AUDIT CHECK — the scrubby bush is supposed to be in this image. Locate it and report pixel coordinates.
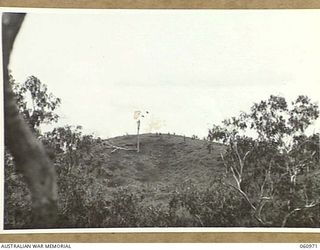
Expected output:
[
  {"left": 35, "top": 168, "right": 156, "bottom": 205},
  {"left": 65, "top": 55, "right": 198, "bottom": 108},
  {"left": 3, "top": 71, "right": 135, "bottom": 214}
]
[{"left": 4, "top": 151, "right": 32, "bottom": 229}]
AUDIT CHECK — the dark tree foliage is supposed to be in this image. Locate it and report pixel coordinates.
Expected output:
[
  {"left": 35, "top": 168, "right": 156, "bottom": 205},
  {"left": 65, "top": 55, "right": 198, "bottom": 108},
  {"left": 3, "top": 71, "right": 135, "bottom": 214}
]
[
  {"left": 208, "top": 95, "right": 320, "bottom": 227},
  {"left": 41, "top": 125, "right": 94, "bottom": 173},
  {"left": 9, "top": 74, "right": 61, "bottom": 135}
]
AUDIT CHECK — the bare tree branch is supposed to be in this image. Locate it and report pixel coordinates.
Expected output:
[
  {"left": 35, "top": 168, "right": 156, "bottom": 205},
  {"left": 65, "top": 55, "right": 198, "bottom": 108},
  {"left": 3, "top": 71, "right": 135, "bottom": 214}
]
[
  {"left": 220, "top": 144, "right": 275, "bottom": 226},
  {"left": 104, "top": 141, "right": 136, "bottom": 153},
  {"left": 281, "top": 201, "right": 320, "bottom": 227}
]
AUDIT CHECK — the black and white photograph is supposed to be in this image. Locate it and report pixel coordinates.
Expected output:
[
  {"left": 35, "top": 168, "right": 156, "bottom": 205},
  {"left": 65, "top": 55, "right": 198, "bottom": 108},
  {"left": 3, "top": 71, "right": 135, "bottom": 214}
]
[{"left": 2, "top": 9, "right": 320, "bottom": 230}]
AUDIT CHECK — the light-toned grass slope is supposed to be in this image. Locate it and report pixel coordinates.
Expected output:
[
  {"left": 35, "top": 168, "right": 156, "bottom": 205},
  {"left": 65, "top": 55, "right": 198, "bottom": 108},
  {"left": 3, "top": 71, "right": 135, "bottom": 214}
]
[{"left": 87, "top": 133, "right": 225, "bottom": 205}]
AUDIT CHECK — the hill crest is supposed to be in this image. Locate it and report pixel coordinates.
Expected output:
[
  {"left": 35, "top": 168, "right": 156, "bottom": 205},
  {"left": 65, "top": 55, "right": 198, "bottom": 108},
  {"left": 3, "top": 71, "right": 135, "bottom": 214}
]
[{"left": 87, "top": 133, "right": 225, "bottom": 203}]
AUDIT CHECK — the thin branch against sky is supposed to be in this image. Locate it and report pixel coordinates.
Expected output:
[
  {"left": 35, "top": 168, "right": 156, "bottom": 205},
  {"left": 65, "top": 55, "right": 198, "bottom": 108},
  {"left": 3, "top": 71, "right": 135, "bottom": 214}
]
[{"left": 7, "top": 9, "right": 320, "bottom": 138}]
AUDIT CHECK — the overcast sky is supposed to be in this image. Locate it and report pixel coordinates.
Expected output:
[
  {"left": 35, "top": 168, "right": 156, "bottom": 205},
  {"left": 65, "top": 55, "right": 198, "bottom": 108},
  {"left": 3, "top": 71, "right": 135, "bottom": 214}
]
[{"left": 7, "top": 9, "right": 320, "bottom": 138}]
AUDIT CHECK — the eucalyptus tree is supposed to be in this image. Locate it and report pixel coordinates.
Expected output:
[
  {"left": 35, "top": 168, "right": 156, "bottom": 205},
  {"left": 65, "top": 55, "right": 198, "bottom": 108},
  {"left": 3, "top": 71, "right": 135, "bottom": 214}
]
[{"left": 208, "top": 95, "right": 320, "bottom": 227}]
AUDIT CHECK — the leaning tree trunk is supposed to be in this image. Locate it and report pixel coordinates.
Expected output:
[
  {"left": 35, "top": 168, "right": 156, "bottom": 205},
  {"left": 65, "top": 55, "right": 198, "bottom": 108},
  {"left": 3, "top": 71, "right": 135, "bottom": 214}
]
[{"left": 2, "top": 13, "right": 57, "bottom": 228}]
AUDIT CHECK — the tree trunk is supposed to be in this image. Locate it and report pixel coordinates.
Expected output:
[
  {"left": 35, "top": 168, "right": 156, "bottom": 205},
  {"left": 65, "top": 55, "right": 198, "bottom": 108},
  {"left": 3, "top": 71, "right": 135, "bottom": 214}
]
[{"left": 2, "top": 12, "right": 58, "bottom": 228}]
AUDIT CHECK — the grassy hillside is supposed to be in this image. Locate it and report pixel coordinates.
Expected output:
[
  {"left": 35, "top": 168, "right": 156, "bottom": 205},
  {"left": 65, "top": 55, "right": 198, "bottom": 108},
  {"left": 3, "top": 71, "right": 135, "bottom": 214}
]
[
  {"left": 88, "top": 133, "right": 225, "bottom": 205},
  {"left": 5, "top": 133, "right": 231, "bottom": 228}
]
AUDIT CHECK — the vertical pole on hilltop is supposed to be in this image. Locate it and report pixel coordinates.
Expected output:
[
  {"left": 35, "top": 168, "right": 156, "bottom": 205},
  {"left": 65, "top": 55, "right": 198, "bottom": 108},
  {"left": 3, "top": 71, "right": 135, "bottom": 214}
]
[
  {"left": 137, "top": 119, "right": 141, "bottom": 153},
  {"left": 134, "top": 110, "right": 149, "bottom": 153},
  {"left": 134, "top": 111, "right": 142, "bottom": 153}
]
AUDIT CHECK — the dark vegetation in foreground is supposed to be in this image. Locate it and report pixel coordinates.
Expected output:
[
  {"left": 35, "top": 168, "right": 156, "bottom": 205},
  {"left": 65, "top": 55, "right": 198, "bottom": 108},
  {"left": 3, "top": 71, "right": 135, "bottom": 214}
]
[
  {"left": 5, "top": 132, "right": 320, "bottom": 228},
  {"left": 6, "top": 133, "right": 243, "bottom": 228},
  {"left": 4, "top": 75, "right": 320, "bottom": 228}
]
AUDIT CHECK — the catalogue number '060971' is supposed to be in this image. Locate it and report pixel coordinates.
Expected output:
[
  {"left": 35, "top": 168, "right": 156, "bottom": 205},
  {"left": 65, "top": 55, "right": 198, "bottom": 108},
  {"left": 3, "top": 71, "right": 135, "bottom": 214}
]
[{"left": 300, "top": 244, "right": 318, "bottom": 248}]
